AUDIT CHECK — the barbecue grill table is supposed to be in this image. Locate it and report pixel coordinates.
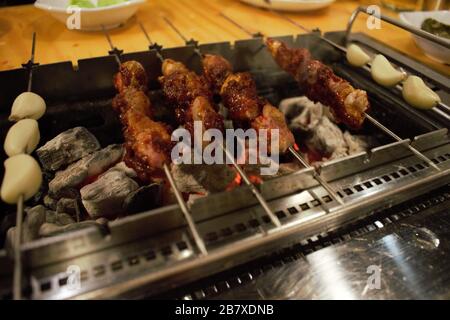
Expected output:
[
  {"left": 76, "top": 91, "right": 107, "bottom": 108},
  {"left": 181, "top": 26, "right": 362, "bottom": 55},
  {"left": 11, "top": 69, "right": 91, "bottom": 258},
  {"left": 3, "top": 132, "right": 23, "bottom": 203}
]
[
  {"left": 1, "top": 0, "right": 450, "bottom": 302},
  {"left": 0, "top": 0, "right": 449, "bottom": 76}
]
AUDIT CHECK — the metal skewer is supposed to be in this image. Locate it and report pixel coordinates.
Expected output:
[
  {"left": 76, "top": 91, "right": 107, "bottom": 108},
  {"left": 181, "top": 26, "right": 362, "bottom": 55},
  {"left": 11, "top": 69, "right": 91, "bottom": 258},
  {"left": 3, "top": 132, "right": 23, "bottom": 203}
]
[
  {"left": 184, "top": 14, "right": 344, "bottom": 205},
  {"left": 221, "top": 13, "right": 441, "bottom": 173},
  {"left": 141, "top": 20, "right": 282, "bottom": 227},
  {"left": 13, "top": 32, "right": 37, "bottom": 300},
  {"left": 162, "top": 18, "right": 341, "bottom": 211},
  {"left": 101, "top": 26, "right": 208, "bottom": 255},
  {"left": 268, "top": 10, "right": 450, "bottom": 122}
]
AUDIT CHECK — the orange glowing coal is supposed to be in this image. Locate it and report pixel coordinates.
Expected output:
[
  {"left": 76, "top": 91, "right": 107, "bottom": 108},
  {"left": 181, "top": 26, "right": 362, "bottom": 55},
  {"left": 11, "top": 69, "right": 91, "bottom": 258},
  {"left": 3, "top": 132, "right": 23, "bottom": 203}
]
[{"left": 226, "top": 172, "right": 263, "bottom": 191}]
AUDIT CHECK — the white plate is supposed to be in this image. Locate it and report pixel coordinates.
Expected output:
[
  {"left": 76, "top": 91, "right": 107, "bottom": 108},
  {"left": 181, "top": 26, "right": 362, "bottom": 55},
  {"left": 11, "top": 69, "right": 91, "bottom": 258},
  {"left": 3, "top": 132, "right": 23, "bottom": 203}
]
[
  {"left": 34, "top": 0, "right": 146, "bottom": 31},
  {"left": 239, "top": 0, "right": 335, "bottom": 12},
  {"left": 399, "top": 11, "right": 450, "bottom": 64}
]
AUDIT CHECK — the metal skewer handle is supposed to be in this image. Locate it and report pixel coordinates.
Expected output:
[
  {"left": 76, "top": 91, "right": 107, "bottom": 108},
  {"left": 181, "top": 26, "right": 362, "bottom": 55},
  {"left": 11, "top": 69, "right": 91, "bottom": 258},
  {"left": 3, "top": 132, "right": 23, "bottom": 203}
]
[{"left": 345, "top": 6, "right": 450, "bottom": 49}]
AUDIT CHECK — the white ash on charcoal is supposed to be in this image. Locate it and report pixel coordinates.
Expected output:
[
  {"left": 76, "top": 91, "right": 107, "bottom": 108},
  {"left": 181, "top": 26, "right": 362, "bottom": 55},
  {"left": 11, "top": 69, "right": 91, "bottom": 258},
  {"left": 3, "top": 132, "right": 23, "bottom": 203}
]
[
  {"left": 80, "top": 166, "right": 139, "bottom": 219},
  {"left": 279, "top": 96, "right": 370, "bottom": 162},
  {"left": 5, "top": 203, "right": 93, "bottom": 248},
  {"left": 170, "top": 163, "right": 236, "bottom": 194},
  {"left": 49, "top": 144, "right": 124, "bottom": 197},
  {"left": 36, "top": 127, "right": 100, "bottom": 171}
]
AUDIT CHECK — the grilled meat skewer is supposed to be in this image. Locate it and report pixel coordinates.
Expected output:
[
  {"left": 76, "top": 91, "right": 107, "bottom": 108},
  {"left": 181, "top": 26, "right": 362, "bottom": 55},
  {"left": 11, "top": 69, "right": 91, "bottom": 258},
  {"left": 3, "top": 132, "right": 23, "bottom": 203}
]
[
  {"left": 159, "top": 59, "right": 224, "bottom": 135},
  {"left": 112, "top": 61, "right": 172, "bottom": 182},
  {"left": 202, "top": 54, "right": 295, "bottom": 154},
  {"left": 265, "top": 39, "right": 370, "bottom": 129}
]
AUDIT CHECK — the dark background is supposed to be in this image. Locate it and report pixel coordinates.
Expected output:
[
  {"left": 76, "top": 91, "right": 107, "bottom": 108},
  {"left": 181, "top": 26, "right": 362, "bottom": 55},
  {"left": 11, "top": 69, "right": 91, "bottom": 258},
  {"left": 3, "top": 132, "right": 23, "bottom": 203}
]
[{"left": 0, "top": 0, "right": 34, "bottom": 6}]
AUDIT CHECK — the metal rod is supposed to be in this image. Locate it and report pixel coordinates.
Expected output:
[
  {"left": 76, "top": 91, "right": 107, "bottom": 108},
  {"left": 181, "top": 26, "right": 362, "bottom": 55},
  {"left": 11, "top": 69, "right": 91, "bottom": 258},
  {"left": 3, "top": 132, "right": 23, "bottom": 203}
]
[
  {"left": 138, "top": 22, "right": 165, "bottom": 62},
  {"left": 13, "top": 32, "right": 37, "bottom": 300},
  {"left": 221, "top": 144, "right": 281, "bottom": 227},
  {"left": 26, "top": 32, "right": 37, "bottom": 92},
  {"left": 102, "top": 26, "right": 208, "bottom": 255},
  {"left": 269, "top": 10, "right": 450, "bottom": 120},
  {"left": 163, "top": 164, "right": 208, "bottom": 255},
  {"left": 288, "top": 147, "right": 344, "bottom": 205},
  {"left": 220, "top": 13, "right": 347, "bottom": 205},
  {"left": 263, "top": 11, "right": 442, "bottom": 172},
  {"left": 13, "top": 194, "right": 24, "bottom": 300},
  {"left": 345, "top": 6, "right": 450, "bottom": 49},
  {"left": 365, "top": 114, "right": 440, "bottom": 171},
  {"left": 163, "top": 17, "right": 189, "bottom": 43},
  {"left": 138, "top": 21, "right": 155, "bottom": 46},
  {"left": 162, "top": 17, "right": 282, "bottom": 226},
  {"left": 219, "top": 13, "right": 256, "bottom": 37}
]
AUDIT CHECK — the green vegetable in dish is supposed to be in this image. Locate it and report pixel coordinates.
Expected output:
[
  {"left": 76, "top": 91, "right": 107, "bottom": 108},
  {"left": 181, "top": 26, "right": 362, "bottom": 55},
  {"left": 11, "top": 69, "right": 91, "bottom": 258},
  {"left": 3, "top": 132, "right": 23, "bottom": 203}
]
[
  {"left": 98, "top": 0, "right": 128, "bottom": 6},
  {"left": 69, "top": 0, "right": 128, "bottom": 8},
  {"left": 69, "top": 0, "right": 96, "bottom": 8},
  {"left": 421, "top": 18, "right": 450, "bottom": 40}
]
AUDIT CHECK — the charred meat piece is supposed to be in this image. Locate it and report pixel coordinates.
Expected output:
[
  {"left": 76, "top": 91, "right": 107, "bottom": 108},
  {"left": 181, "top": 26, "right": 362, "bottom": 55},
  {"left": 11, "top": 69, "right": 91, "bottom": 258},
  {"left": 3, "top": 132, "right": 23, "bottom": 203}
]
[
  {"left": 114, "top": 60, "right": 148, "bottom": 93},
  {"left": 220, "top": 73, "right": 264, "bottom": 123},
  {"left": 112, "top": 61, "right": 173, "bottom": 182},
  {"left": 159, "top": 59, "right": 224, "bottom": 134},
  {"left": 203, "top": 54, "right": 262, "bottom": 122},
  {"left": 265, "top": 38, "right": 369, "bottom": 129},
  {"left": 112, "top": 87, "right": 172, "bottom": 182},
  {"left": 252, "top": 104, "right": 295, "bottom": 154},
  {"left": 202, "top": 54, "right": 233, "bottom": 94},
  {"left": 159, "top": 59, "right": 212, "bottom": 110},
  {"left": 184, "top": 96, "right": 225, "bottom": 137},
  {"left": 202, "top": 54, "right": 294, "bottom": 153}
]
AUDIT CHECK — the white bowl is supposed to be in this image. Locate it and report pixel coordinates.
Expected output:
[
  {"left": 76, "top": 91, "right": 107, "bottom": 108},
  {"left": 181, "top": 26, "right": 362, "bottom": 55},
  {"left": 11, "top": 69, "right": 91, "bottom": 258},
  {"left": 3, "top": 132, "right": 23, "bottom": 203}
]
[
  {"left": 239, "top": 0, "right": 335, "bottom": 12},
  {"left": 399, "top": 11, "right": 450, "bottom": 64},
  {"left": 34, "top": 0, "right": 146, "bottom": 31}
]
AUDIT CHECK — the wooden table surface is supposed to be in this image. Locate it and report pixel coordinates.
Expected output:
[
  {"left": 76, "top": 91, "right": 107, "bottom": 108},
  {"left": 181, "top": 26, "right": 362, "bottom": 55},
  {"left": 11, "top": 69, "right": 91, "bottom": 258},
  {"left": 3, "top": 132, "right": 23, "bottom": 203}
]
[{"left": 0, "top": 0, "right": 448, "bottom": 76}]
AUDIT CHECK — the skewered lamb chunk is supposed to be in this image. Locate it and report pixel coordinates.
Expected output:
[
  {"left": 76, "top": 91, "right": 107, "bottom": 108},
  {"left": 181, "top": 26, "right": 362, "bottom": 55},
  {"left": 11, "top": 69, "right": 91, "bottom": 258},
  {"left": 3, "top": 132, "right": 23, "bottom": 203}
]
[
  {"left": 265, "top": 39, "right": 370, "bottom": 129},
  {"left": 202, "top": 54, "right": 295, "bottom": 154},
  {"left": 113, "top": 61, "right": 173, "bottom": 182},
  {"left": 159, "top": 59, "right": 224, "bottom": 135}
]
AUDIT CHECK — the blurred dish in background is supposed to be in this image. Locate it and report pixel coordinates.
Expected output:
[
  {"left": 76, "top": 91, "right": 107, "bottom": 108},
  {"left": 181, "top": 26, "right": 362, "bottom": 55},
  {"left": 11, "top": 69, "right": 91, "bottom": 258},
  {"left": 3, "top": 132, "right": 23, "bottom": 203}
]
[
  {"left": 399, "top": 10, "right": 450, "bottom": 64},
  {"left": 34, "top": 0, "right": 145, "bottom": 31},
  {"left": 238, "top": 0, "right": 335, "bottom": 12}
]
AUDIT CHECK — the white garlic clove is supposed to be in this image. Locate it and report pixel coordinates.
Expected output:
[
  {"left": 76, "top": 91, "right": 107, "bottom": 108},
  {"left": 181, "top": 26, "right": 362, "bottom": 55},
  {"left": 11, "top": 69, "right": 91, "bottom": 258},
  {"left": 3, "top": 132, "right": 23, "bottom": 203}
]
[
  {"left": 9, "top": 92, "right": 46, "bottom": 121},
  {"left": 346, "top": 44, "right": 371, "bottom": 67},
  {"left": 371, "top": 54, "right": 406, "bottom": 87},
  {"left": 402, "top": 76, "right": 441, "bottom": 110},
  {"left": 1, "top": 154, "right": 42, "bottom": 204},
  {"left": 4, "top": 119, "right": 40, "bottom": 157}
]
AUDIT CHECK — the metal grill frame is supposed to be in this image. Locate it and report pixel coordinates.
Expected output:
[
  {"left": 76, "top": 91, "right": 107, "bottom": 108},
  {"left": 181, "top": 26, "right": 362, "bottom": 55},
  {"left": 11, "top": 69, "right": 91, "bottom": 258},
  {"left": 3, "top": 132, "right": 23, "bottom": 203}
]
[{"left": 0, "top": 30, "right": 449, "bottom": 300}]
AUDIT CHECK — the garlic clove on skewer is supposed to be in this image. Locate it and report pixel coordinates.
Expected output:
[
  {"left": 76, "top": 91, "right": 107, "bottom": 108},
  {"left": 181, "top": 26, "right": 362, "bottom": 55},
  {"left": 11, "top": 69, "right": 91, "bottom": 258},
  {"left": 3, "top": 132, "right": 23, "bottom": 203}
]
[
  {"left": 9, "top": 92, "right": 46, "bottom": 121},
  {"left": 371, "top": 54, "right": 406, "bottom": 87},
  {"left": 346, "top": 44, "right": 371, "bottom": 67},
  {"left": 4, "top": 119, "right": 40, "bottom": 157},
  {"left": 1, "top": 154, "right": 42, "bottom": 204},
  {"left": 402, "top": 75, "right": 441, "bottom": 110}
]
